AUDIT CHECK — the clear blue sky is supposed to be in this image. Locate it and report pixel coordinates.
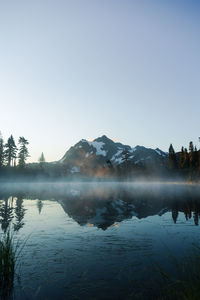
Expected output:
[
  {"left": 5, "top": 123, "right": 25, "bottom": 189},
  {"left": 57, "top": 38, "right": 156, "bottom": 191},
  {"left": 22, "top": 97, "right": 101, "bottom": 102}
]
[{"left": 0, "top": 0, "right": 200, "bottom": 162}]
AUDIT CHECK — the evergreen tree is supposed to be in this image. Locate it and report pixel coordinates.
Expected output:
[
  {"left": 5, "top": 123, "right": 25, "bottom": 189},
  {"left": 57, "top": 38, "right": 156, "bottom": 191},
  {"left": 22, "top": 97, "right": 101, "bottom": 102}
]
[
  {"left": 106, "top": 160, "right": 113, "bottom": 170},
  {"left": 182, "top": 148, "right": 189, "bottom": 169},
  {"left": 189, "top": 141, "right": 195, "bottom": 168},
  {"left": 180, "top": 146, "right": 185, "bottom": 169},
  {"left": 198, "top": 150, "right": 200, "bottom": 173},
  {"left": 193, "top": 146, "right": 199, "bottom": 169},
  {"left": 0, "top": 131, "right": 4, "bottom": 168},
  {"left": 4, "top": 135, "right": 17, "bottom": 166},
  {"left": 168, "top": 144, "right": 177, "bottom": 170},
  {"left": 122, "top": 149, "right": 131, "bottom": 162},
  {"left": 39, "top": 152, "right": 45, "bottom": 168},
  {"left": 189, "top": 141, "right": 196, "bottom": 180},
  {"left": 18, "top": 137, "right": 29, "bottom": 168},
  {"left": 121, "top": 149, "right": 131, "bottom": 174}
]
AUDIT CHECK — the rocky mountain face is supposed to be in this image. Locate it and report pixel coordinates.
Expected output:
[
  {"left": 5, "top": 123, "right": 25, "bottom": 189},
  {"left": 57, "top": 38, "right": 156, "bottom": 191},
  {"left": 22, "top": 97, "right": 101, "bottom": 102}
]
[{"left": 58, "top": 135, "right": 167, "bottom": 174}]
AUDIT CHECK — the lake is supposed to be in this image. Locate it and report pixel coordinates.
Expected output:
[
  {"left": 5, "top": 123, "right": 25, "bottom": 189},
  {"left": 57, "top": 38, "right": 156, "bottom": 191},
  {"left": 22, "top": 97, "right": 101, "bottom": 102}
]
[{"left": 0, "top": 182, "right": 200, "bottom": 300}]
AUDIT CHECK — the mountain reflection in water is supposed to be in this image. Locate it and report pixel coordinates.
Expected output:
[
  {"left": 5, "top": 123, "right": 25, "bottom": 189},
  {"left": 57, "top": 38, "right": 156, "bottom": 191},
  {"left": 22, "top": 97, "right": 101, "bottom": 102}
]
[
  {"left": 1, "top": 182, "right": 200, "bottom": 231},
  {"left": 1, "top": 183, "right": 200, "bottom": 300}
]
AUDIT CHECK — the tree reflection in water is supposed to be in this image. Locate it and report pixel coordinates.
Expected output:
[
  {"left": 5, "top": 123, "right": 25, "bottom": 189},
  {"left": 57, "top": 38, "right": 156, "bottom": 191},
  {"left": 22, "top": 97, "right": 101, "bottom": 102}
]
[
  {"left": 1, "top": 183, "right": 200, "bottom": 230},
  {"left": 14, "top": 195, "right": 26, "bottom": 231},
  {"left": 0, "top": 195, "right": 26, "bottom": 232}
]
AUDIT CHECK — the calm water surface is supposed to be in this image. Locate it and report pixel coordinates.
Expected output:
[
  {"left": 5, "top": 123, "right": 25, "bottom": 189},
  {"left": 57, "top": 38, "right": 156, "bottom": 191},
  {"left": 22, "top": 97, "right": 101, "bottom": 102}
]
[{"left": 0, "top": 182, "right": 200, "bottom": 300}]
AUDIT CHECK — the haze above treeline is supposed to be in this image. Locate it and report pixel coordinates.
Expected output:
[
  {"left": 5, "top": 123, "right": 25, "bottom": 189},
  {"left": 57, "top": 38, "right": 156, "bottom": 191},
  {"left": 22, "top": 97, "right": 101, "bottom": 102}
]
[{"left": 0, "top": 131, "right": 199, "bottom": 181}]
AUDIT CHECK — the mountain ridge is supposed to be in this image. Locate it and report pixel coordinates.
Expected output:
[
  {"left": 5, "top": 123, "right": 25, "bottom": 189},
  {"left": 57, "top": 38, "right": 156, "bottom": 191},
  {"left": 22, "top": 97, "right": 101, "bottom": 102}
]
[{"left": 58, "top": 135, "right": 168, "bottom": 174}]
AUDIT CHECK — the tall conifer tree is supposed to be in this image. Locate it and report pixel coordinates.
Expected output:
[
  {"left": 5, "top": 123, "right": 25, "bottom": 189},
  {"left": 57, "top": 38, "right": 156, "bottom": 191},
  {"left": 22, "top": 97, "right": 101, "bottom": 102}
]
[
  {"left": 4, "top": 135, "right": 17, "bottom": 166},
  {"left": 168, "top": 144, "right": 177, "bottom": 170},
  {"left": 182, "top": 148, "right": 189, "bottom": 169},
  {"left": 189, "top": 141, "right": 194, "bottom": 168},
  {"left": 193, "top": 146, "right": 198, "bottom": 168},
  {"left": 39, "top": 152, "right": 45, "bottom": 169},
  {"left": 18, "top": 137, "right": 29, "bottom": 168},
  {"left": 0, "top": 131, "right": 4, "bottom": 168},
  {"left": 180, "top": 146, "right": 185, "bottom": 169}
]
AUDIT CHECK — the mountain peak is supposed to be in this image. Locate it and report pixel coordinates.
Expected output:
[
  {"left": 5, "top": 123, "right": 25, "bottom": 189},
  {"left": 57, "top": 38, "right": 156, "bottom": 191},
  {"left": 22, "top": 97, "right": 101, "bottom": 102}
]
[
  {"left": 59, "top": 136, "right": 168, "bottom": 170},
  {"left": 94, "top": 135, "right": 114, "bottom": 143}
]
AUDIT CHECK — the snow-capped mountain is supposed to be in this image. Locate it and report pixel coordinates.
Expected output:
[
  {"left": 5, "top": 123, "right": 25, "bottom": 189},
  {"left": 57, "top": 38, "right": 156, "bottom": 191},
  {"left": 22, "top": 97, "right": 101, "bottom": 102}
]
[{"left": 59, "top": 135, "right": 167, "bottom": 173}]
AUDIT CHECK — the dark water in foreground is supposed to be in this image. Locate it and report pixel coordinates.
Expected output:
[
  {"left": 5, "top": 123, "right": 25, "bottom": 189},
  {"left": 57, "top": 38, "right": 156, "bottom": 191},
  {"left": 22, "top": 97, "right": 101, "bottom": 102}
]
[{"left": 0, "top": 182, "right": 200, "bottom": 300}]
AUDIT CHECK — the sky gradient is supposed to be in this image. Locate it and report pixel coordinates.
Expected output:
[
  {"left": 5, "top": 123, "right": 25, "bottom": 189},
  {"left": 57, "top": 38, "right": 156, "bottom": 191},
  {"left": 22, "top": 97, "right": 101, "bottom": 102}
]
[{"left": 0, "top": 0, "right": 200, "bottom": 162}]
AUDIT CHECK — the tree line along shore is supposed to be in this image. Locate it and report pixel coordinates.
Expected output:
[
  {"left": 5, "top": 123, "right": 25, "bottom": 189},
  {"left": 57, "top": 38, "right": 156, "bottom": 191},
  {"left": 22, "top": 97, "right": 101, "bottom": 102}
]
[{"left": 0, "top": 132, "right": 200, "bottom": 181}]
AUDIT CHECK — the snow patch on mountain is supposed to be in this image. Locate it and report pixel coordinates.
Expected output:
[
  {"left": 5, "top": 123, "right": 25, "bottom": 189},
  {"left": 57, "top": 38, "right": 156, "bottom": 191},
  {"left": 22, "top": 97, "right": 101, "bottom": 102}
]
[
  {"left": 85, "top": 151, "right": 93, "bottom": 158},
  {"left": 88, "top": 141, "right": 107, "bottom": 157},
  {"left": 155, "top": 148, "right": 167, "bottom": 157},
  {"left": 129, "top": 155, "right": 135, "bottom": 159},
  {"left": 111, "top": 149, "right": 123, "bottom": 165},
  {"left": 130, "top": 147, "right": 137, "bottom": 153}
]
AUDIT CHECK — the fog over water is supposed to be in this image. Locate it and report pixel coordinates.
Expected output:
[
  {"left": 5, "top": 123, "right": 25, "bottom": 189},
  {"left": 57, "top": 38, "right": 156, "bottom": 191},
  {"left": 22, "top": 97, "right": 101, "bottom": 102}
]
[
  {"left": 1, "top": 180, "right": 199, "bottom": 195},
  {"left": 1, "top": 181, "right": 200, "bottom": 227}
]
